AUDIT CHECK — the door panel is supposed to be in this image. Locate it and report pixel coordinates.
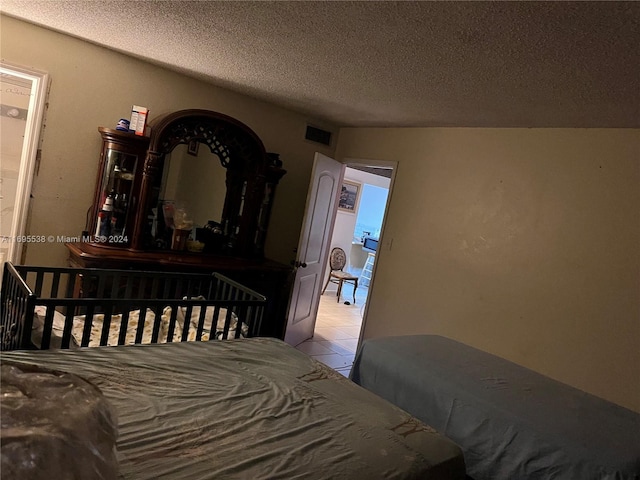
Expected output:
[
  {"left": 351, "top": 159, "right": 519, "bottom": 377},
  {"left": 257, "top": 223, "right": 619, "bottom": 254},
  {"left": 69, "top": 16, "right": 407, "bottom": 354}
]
[
  {"left": 284, "top": 153, "right": 343, "bottom": 346},
  {"left": 305, "top": 173, "right": 335, "bottom": 264},
  {"left": 291, "top": 274, "right": 317, "bottom": 325}
]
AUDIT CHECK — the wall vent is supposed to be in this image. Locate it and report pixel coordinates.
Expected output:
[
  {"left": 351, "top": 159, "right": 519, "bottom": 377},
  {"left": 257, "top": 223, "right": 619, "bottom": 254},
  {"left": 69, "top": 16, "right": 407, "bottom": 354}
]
[{"left": 305, "top": 125, "right": 332, "bottom": 146}]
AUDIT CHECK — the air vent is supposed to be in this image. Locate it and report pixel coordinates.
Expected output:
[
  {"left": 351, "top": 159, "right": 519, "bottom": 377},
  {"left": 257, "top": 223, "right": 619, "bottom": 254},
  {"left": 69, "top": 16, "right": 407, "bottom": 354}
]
[{"left": 305, "top": 125, "right": 332, "bottom": 146}]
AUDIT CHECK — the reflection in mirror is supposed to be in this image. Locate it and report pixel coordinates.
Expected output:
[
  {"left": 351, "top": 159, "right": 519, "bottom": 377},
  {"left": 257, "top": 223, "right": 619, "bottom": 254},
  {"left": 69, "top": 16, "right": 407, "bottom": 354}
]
[{"left": 160, "top": 142, "right": 227, "bottom": 228}]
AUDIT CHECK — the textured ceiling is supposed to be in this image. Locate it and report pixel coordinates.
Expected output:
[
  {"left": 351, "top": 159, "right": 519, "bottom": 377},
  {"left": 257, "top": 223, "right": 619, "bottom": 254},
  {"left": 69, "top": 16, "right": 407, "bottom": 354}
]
[{"left": 1, "top": 1, "right": 639, "bottom": 127}]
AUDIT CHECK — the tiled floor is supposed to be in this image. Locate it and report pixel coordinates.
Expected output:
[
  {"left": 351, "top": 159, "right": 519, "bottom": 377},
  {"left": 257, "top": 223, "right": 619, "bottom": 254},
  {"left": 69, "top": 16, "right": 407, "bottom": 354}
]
[{"left": 295, "top": 284, "right": 368, "bottom": 377}]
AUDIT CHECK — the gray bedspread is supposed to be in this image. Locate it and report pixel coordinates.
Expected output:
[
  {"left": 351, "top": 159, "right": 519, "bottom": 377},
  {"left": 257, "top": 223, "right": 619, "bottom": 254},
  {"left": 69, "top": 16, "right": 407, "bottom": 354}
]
[
  {"left": 1, "top": 338, "right": 465, "bottom": 480},
  {"left": 351, "top": 335, "right": 640, "bottom": 480}
]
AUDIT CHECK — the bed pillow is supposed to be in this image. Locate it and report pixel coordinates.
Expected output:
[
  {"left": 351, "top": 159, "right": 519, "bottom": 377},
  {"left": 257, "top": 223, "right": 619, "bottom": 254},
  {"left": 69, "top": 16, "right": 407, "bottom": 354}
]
[
  {"left": 32, "top": 307, "right": 79, "bottom": 349},
  {"left": 183, "top": 305, "right": 245, "bottom": 340},
  {"left": 162, "top": 300, "right": 247, "bottom": 341}
]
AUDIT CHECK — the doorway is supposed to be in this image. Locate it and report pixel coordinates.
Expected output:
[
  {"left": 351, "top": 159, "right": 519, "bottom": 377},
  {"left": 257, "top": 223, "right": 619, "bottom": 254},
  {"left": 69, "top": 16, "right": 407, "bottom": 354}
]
[
  {"left": 0, "top": 62, "right": 49, "bottom": 273},
  {"left": 295, "top": 161, "right": 395, "bottom": 375}
]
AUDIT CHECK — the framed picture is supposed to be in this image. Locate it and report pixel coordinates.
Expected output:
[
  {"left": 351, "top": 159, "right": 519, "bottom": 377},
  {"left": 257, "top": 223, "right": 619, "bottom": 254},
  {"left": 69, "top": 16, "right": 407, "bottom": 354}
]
[
  {"left": 338, "top": 180, "right": 361, "bottom": 213},
  {"left": 187, "top": 140, "right": 199, "bottom": 156}
]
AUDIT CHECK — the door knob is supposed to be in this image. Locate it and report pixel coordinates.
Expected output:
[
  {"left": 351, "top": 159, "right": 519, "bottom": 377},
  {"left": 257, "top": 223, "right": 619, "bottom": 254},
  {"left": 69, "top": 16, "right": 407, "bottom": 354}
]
[{"left": 293, "top": 260, "right": 307, "bottom": 268}]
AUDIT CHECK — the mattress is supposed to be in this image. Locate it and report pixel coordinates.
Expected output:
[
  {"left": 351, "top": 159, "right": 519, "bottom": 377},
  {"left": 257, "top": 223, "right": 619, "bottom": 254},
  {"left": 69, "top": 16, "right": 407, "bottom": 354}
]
[
  {"left": 1, "top": 338, "right": 465, "bottom": 480},
  {"left": 350, "top": 335, "right": 640, "bottom": 480},
  {"left": 32, "top": 304, "right": 245, "bottom": 349}
]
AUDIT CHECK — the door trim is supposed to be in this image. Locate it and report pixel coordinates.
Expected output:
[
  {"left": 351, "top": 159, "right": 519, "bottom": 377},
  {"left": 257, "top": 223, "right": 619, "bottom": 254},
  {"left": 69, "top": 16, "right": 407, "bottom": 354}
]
[
  {"left": 0, "top": 61, "right": 49, "bottom": 264},
  {"left": 342, "top": 157, "right": 398, "bottom": 350}
]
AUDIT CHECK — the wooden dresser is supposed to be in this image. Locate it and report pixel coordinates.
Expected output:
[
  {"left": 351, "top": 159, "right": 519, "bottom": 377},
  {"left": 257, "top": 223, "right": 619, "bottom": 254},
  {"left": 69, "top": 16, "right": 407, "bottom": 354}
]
[{"left": 67, "top": 109, "right": 293, "bottom": 339}]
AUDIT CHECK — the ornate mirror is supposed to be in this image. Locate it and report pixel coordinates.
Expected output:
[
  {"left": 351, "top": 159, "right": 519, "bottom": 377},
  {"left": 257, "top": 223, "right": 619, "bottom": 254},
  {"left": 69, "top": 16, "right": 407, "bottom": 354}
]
[{"left": 130, "top": 109, "right": 285, "bottom": 258}]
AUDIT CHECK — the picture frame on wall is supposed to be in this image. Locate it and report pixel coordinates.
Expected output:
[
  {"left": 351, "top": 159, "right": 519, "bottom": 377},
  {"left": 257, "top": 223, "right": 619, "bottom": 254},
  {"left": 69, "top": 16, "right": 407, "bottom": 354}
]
[{"left": 338, "top": 180, "right": 361, "bottom": 213}]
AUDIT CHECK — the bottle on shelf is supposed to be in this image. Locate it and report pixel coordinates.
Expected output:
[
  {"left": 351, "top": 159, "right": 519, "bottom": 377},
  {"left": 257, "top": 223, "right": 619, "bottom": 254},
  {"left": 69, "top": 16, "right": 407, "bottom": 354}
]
[
  {"left": 96, "top": 192, "right": 115, "bottom": 238},
  {"left": 94, "top": 211, "right": 106, "bottom": 238},
  {"left": 112, "top": 193, "right": 128, "bottom": 236}
]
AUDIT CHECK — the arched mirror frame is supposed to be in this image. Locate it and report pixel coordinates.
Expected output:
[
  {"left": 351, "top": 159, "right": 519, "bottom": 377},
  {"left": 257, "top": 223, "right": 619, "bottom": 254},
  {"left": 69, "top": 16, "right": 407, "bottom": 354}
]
[{"left": 130, "top": 109, "right": 270, "bottom": 257}]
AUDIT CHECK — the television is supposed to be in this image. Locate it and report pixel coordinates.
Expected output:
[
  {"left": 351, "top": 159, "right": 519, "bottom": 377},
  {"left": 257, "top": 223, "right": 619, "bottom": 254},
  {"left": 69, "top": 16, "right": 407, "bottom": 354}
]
[{"left": 363, "top": 237, "right": 378, "bottom": 252}]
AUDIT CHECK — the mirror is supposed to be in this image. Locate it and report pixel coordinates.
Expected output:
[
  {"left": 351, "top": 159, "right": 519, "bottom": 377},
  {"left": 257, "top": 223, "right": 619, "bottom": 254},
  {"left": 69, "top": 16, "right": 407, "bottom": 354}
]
[
  {"left": 159, "top": 142, "right": 227, "bottom": 227},
  {"left": 133, "top": 109, "right": 284, "bottom": 258}
]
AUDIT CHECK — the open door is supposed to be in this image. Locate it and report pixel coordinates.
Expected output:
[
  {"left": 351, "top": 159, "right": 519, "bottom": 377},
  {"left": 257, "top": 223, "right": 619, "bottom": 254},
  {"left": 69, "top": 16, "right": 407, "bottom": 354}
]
[
  {"left": 284, "top": 153, "right": 343, "bottom": 346},
  {"left": 0, "top": 62, "right": 48, "bottom": 268}
]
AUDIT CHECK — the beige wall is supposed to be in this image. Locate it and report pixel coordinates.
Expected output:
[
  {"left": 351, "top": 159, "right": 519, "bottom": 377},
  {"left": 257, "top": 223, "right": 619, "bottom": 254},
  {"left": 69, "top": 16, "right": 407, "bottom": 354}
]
[
  {"left": 336, "top": 127, "right": 640, "bottom": 412},
  {"left": 0, "top": 15, "right": 337, "bottom": 266}
]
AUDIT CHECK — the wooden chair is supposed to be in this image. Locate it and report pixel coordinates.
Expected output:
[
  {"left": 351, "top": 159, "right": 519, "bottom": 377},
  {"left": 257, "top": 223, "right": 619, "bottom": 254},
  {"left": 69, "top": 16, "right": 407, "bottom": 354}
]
[{"left": 322, "top": 247, "right": 358, "bottom": 304}]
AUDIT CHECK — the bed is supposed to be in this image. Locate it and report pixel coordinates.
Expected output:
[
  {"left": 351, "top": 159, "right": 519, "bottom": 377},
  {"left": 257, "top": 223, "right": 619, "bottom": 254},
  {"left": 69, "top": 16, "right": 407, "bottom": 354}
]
[
  {"left": 0, "top": 338, "right": 466, "bottom": 479},
  {"left": 1, "top": 263, "right": 266, "bottom": 351},
  {"left": 350, "top": 335, "right": 640, "bottom": 480}
]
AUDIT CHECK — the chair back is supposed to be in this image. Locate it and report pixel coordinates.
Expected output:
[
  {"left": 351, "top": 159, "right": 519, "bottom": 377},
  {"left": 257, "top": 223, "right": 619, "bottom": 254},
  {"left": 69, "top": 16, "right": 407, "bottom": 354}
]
[{"left": 328, "top": 247, "right": 347, "bottom": 271}]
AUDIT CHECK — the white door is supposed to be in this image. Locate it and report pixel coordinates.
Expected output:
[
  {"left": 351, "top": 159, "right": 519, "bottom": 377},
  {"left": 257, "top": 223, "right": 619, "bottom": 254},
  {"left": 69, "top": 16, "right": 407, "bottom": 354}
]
[
  {"left": 284, "top": 153, "right": 343, "bottom": 346},
  {"left": 0, "top": 62, "right": 48, "bottom": 268}
]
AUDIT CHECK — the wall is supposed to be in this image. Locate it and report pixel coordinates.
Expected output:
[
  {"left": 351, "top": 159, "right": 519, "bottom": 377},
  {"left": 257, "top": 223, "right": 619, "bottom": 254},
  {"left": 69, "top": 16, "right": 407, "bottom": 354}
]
[
  {"left": 336, "top": 127, "right": 640, "bottom": 412},
  {"left": 0, "top": 15, "right": 338, "bottom": 267}
]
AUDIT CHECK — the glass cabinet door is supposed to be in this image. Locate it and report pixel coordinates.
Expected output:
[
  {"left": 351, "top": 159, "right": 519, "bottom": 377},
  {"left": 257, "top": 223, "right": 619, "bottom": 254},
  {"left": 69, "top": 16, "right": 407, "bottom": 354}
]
[
  {"left": 95, "top": 149, "right": 138, "bottom": 240},
  {"left": 91, "top": 127, "right": 149, "bottom": 247}
]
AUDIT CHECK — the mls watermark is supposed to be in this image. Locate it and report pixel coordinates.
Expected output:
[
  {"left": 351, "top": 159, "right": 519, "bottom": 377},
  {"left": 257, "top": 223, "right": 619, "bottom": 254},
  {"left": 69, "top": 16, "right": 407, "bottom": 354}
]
[{"left": 1, "top": 235, "right": 128, "bottom": 244}]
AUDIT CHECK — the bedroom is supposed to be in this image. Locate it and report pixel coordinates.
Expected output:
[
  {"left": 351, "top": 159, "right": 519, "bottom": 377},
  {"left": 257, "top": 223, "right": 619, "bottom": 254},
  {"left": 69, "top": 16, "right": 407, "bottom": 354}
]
[{"left": 0, "top": 0, "right": 638, "bottom": 467}]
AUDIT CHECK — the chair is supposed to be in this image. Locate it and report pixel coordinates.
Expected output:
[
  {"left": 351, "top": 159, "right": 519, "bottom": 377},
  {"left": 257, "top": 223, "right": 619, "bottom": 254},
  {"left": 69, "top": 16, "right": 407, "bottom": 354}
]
[{"left": 322, "top": 247, "right": 358, "bottom": 304}]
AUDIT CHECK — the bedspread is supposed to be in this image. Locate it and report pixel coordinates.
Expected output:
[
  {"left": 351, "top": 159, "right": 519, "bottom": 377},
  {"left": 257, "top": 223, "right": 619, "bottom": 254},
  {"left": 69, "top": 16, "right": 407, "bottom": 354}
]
[
  {"left": 351, "top": 335, "right": 640, "bottom": 480},
  {"left": 1, "top": 338, "right": 465, "bottom": 480}
]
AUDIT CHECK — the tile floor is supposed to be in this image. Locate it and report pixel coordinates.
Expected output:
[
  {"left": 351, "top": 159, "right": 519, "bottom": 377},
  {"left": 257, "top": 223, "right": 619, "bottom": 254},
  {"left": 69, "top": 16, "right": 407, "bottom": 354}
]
[{"left": 294, "top": 283, "right": 368, "bottom": 377}]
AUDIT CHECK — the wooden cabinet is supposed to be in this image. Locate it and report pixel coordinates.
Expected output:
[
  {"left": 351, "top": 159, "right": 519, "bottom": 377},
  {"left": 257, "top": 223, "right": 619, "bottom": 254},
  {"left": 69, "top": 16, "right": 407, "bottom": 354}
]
[
  {"left": 88, "top": 128, "right": 150, "bottom": 246},
  {"left": 68, "top": 110, "right": 292, "bottom": 338}
]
